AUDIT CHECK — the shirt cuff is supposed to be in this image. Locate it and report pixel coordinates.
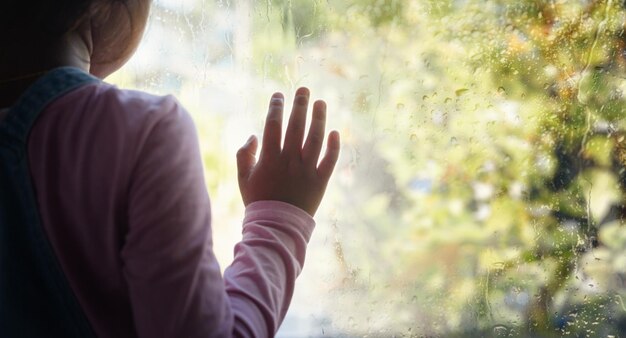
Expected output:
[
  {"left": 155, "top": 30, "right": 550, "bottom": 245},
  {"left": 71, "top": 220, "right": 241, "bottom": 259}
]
[{"left": 244, "top": 200, "right": 316, "bottom": 242}]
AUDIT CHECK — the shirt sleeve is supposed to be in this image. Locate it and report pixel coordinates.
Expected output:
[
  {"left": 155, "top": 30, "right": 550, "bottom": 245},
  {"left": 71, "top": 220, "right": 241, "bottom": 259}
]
[
  {"left": 121, "top": 96, "right": 314, "bottom": 338},
  {"left": 224, "top": 201, "right": 315, "bottom": 337}
]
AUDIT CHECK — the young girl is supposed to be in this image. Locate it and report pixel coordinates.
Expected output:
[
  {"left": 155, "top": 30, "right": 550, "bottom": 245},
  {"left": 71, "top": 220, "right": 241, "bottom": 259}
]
[{"left": 0, "top": 1, "right": 340, "bottom": 337}]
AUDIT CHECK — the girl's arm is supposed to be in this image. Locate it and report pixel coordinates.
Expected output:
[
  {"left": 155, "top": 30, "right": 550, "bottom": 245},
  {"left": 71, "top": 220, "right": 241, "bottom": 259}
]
[
  {"left": 226, "top": 87, "right": 340, "bottom": 336},
  {"left": 122, "top": 89, "right": 339, "bottom": 338}
]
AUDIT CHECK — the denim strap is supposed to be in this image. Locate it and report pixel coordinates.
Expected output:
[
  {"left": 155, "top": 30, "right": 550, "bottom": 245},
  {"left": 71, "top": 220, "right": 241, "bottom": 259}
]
[
  {"left": 0, "top": 67, "right": 98, "bottom": 337},
  {"left": 0, "top": 67, "right": 97, "bottom": 147}
]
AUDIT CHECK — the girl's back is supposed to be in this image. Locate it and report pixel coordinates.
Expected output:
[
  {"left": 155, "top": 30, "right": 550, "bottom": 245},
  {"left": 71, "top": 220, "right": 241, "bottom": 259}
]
[{"left": 25, "top": 77, "right": 217, "bottom": 336}]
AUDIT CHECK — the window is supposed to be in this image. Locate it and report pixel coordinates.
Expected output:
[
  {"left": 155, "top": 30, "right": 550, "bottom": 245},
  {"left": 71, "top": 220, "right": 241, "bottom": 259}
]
[{"left": 110, "top": 0, "right": 626, "bottom": 336}]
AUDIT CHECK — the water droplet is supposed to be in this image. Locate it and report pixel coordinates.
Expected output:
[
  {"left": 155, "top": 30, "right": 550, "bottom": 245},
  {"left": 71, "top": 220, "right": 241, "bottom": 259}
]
[
  {"left": 456, "top": 88, "right": 469, "bottom": 96},
  {"left": 493, "top": 325, "right": 509, "bottom": 336}
]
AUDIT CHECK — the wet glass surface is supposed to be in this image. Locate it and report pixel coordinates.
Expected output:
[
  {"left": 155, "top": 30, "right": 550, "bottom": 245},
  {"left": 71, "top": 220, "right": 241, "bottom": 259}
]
[{"left": 111, "top": 0, "right": 626, "bottom": 336}]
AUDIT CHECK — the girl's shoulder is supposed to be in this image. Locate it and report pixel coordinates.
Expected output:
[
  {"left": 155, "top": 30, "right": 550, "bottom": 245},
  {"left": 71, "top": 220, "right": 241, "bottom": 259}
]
[
  {"left": 48, "top": 80, "right": 192, "bottom": 137},
  {"left": 82, "top": 82, "right": 185, "bottom": 121},
  {"left": 36, "top": 80, "right": 197, "bottom": 170}
]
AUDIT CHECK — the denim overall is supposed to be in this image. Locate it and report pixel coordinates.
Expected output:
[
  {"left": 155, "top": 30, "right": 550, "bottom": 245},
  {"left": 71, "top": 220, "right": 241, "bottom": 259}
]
[{"left": 0, "top": 68, "right": 97, "bottom": 337}]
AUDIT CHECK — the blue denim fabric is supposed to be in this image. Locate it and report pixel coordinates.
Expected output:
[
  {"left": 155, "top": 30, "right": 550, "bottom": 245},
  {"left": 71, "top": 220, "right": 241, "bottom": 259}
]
[{"left": 0, "top": 67, "right": 98, "bottom": 337}]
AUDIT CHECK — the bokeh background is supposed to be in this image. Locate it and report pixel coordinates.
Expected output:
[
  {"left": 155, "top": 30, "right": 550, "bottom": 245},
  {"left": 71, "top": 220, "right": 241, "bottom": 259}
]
[{"left": 110, "top": 0, "right": 626, "bottom": 336}]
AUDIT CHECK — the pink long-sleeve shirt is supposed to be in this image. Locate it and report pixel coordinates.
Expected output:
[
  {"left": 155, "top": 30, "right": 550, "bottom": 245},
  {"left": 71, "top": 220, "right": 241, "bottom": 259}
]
[{"left": 0, "top": 81, "right": 314, "bottom": 337}]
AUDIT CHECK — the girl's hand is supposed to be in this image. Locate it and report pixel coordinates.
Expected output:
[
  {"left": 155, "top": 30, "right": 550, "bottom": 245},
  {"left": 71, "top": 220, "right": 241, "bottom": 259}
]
[{"left": 236, "top": 87, "right": 341, "bottom": 216}]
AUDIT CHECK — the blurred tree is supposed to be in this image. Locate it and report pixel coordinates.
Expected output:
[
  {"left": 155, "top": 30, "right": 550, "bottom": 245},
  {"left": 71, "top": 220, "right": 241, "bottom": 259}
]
[
  {"left": 309, "top": 0, "right": 626, "bottom": 335},
  {"left": 470, "top": 1, "right": 626, "bottom": 335},
  {"left": 241, "top": 0, "right": 626, "bottom": 335}
]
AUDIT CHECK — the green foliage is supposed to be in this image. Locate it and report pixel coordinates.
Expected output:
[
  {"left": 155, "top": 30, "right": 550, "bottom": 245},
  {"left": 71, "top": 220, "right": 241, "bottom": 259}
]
[{"left": 243, "top": 0, "right": 626, "bottom": 335}]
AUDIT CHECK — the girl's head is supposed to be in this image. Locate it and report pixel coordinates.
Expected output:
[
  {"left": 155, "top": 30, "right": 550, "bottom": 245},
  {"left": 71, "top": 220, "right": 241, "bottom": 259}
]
[{"left": 1, "top": 0, "right": 152, "bottom": 78}]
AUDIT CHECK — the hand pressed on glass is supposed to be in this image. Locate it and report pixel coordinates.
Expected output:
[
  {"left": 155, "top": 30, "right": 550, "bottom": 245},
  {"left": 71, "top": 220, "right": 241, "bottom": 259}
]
[{"left": 237, "top": 87, "right": 341, "bottom": 216}]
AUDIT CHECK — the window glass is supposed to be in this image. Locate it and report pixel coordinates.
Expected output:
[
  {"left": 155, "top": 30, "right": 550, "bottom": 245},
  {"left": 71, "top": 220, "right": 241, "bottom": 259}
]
[{"left": 110, "top": 0, "right": 626, "bottom": 336}]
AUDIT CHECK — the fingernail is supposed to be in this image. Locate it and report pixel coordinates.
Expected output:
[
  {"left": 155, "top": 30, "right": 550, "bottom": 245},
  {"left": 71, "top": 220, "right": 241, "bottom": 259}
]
[
  {"left": 296, "top": 87, "right": 310, "bottom": 96},
  {"left": 313, "top": 101, "right": 326, "bottom": 120},
  {"left": 246, "top": 135, "right": 255, "bottom": 145},
  {"left": 271, "top": 97, "right": 284, "bottom": 105}
]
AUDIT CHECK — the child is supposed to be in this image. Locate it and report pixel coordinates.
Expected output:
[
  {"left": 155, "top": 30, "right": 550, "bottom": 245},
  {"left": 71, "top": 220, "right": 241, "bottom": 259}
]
[{"left": 0, "top": 1, "right": 340, "bottom": 337}]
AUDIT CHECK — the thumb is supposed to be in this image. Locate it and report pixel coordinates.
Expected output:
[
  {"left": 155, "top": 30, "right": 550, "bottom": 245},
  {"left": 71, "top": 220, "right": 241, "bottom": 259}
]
[{"left": 236, "top": 135, "right": 258, "bottom": 180}]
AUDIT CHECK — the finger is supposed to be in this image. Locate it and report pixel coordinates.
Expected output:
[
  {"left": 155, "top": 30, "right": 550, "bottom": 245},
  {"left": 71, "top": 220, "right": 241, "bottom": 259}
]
[
  {"left": 302, "top": 100, "right": 326, "bottom": 167},
  {"left": 283, "top": 87, "right": 310, "bottom": 157},
  {"left": 236, "top": 135, "right": 258, "bottom": 180},
  {"left": 317, "top": 130, "right": 340, "bottom": 180},
  {"left": 260, "top": 93, "right": 284, "bottom": 161}
]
